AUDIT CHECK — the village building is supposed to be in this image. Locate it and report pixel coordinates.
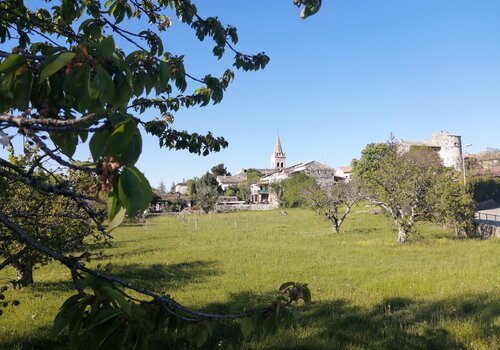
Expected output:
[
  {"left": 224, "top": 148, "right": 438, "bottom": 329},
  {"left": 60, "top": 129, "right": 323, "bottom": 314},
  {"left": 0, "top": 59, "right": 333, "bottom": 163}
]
[
  {"left": 216, "top": 173, "right": 246, "bottom": 191},
  {"left": 336, "top": 166, "right": 352, "bottom": 182},
  {"left": 249, "top": 137, "right": 343, "bottom": 204},
  {"left": 399, "top": 132, "right": 464, "bottom": 170},
  {"left": 175, "top": 182, "right": 188, "bottom": 195}
]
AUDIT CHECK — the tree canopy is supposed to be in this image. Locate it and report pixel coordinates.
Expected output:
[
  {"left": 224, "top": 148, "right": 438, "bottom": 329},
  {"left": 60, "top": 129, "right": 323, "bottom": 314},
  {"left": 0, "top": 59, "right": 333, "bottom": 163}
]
[{"left": 353, "top": 140, "right": 475, "bottom": 242}]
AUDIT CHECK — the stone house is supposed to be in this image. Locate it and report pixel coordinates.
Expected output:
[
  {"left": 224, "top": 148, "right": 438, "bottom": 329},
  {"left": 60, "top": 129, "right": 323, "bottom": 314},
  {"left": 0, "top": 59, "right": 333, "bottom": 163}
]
[
  {"left": 175, "top": 182, "right": 188, "bottom": 194},
  {"left": 249, "top": 136, "right": 343, "bottom": 203},
  {"left": 399, "top": 132, "right": 464, "bottom": 170},
  {"left": 216, "top": 174, "right": 246, "bottom": 191}
]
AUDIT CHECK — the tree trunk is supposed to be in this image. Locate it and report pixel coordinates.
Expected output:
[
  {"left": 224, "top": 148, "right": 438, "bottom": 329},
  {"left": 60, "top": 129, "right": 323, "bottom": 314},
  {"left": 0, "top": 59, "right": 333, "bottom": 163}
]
[
  {"left": 331, "top": 224, "right": 340, "bottom": 234},
  {"left": 397, "top": 227, "right": 408, "bottom": 243},
  {"left": 12, "top": 262, "right": 34, "bottom": 286}
]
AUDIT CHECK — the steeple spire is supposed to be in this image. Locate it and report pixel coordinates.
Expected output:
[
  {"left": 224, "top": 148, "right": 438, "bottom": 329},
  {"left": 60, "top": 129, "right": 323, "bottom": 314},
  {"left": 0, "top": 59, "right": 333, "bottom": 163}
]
[{"left": 274, "top": 135, "right": 283, "bottom": 154}]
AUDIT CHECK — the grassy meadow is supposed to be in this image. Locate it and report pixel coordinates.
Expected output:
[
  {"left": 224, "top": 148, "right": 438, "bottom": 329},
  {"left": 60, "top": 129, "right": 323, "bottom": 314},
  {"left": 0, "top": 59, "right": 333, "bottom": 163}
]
[{"left": 0, "top": 207, "right": 499, "bottom": 349}]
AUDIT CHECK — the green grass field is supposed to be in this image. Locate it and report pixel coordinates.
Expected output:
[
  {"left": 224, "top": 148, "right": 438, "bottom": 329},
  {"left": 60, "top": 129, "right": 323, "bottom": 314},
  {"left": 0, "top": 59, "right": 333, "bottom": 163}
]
[{"left": 1, "top": 207, "right": 499, "bottom": 349}]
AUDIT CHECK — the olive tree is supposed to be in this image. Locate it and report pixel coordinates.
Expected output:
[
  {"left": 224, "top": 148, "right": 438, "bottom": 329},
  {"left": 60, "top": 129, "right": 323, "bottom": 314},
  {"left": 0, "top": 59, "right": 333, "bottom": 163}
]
[{"left": 0, "top": 0, "right": 320, "bottom": 347}]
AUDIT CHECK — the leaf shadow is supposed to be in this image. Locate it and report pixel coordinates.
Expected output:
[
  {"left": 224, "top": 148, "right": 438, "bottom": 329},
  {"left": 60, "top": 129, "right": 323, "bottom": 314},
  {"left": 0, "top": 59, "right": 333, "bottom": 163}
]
[
  {"left": 111, "top": 260, "right": 220, "bottom": 292},
  {"left": 155, "top": 292, "right": 499, "bottom": 349}
]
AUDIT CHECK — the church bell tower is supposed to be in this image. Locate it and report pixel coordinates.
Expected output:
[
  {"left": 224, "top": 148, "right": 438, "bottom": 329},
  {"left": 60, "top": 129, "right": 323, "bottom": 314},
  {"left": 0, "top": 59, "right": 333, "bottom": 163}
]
[{"left": 271, "top": 135, "right": 286, "bottom": 169}]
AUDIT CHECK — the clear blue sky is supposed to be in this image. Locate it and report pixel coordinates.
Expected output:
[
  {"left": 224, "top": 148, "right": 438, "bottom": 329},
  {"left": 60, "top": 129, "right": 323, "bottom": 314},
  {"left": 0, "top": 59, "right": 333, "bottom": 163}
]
[
  {"left": 137, "top": 0, "right": 500, "bottom": 188},
  {"left": 3, "top": 1, "right": 500, "bottom": 188}
]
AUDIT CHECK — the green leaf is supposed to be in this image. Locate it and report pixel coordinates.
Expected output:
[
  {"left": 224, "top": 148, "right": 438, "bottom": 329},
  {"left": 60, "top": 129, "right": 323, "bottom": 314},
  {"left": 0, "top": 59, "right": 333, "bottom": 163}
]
[
  {"left": 108, "top": 206, "right": 126, "bottom": 232},
  {"left": 117, "top": 166, "right": 152, "bottom": 217},
  {"left": 49, "top": 131, "right": 78, "bottom": 158},
  {"left": 240, "top": 317, "right": 254, "bottom": 338},
  {"left": 12, "top": 71, "right": 33, "bottom": 110},
  {"left": 99, "top": 286, "right": 132, "bottom": 315},
  {"left": 188, "top": 322, "right": 210, "bottom": 347},
  {"left": 107, "top": 193, "right": 126, "bottom": 232},
  {"left": 107, "top": 192, "right": 120, "bottom": 221},
  {"left": 64, "top": 62, "right": 90, "bottom": 98},
  {"left": 300, "top": 0, "right": 322, "bottom": 20},
  {"left": 53, "top": 294, "right": 86, "bottom": 336},
  {"left": 89, "top": 128, "right": 111, "bottom": 162},
  {"left": 0, "top": 54, "right": 26, "bottom": 74},
  {"left": 158, "top": 61, "right": 170, "bottom": 93},
  {"left": 93, "top": 320, "right": 121, "bottom": 348},
  {"left": 106, "top": 118, "right": 136, "bottom": 156},
  {"left": 107, "top": 112, "right": 126, "bottom": 127},
  {"left": 39, "top": 52, "right": 76, "bottom": 82},
  {"left": 116, "top": 129, "right": 142, "bottom": 166},
  {"left": 85, "top": 308, "right": 121, "bottom": 330},
  {"left": 90, "top": 65, "right": 115, "bottom": 102},
  {"left": 98, "top": 36, "right": 115, "bottom": 57}
]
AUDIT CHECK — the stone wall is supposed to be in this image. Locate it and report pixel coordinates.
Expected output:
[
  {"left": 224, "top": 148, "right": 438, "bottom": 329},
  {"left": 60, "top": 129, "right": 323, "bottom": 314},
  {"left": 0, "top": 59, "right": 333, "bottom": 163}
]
[
  {"left": 476, "top": 223, "right": 500, "bottom": 239},
  {"left": 215, "top": 203, "right": 279, "bottom": 213}
]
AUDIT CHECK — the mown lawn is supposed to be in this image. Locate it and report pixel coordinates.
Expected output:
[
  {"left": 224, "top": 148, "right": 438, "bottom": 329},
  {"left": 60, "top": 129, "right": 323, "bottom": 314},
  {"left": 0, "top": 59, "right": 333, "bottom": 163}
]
[{"left": 1, "top": 207, "right": 499, "bottom": 349}]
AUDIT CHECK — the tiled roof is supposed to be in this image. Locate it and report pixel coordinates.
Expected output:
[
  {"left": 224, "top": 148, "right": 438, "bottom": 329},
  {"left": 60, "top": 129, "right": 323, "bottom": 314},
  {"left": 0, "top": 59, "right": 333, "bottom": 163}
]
[
  {"left": 217, "top": 175, "right": 246, "bottom": 184},
  {"left": 338, "top": 166, "right": 352, "bottom": 173}
]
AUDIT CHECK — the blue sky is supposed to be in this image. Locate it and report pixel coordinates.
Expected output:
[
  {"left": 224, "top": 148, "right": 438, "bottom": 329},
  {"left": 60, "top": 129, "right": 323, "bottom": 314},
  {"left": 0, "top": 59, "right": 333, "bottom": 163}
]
[
  {"left": 136, "top": 0, "right": 500, "bottom": 188},
  {"left": 2, "top": 1, "right": 500, "bottom": 188}
]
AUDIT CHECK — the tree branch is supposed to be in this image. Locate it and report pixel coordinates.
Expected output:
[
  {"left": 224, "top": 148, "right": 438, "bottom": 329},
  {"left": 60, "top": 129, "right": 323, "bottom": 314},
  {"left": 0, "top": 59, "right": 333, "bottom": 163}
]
[{"left": 0, "top": 113, "right": 99, "bottom": 129}]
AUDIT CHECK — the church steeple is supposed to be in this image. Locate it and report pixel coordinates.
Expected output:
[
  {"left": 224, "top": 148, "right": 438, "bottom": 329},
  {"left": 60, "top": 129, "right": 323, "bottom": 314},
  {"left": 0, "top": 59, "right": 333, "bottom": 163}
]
[
  {"left": 274, "top": 135, "right": 283, "bottom": 154},
  {"left": 271, "top": 135, "right": 286, "bottom": 169}
]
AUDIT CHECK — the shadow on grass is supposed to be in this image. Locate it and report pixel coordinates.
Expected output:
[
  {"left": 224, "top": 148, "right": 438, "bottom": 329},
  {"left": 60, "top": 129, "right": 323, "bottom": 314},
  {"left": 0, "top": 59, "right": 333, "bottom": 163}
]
[
  {"left": 96, "top": 246, "right": 160, "bottom": 261},
  {"left": 33, "top": 280, "right": 74, "bottom": 292},
  {"left": 151, "top": 292, "right": 498, "bottom": 349},
  {"left": 4, "top": 292, "right": 498, "bottom": 349},
  {"left": 112, "top": 260, "right": 220, "bottom": 292},
  {"left": 345, "top": 226, "right": 382, "bottom": 235}
]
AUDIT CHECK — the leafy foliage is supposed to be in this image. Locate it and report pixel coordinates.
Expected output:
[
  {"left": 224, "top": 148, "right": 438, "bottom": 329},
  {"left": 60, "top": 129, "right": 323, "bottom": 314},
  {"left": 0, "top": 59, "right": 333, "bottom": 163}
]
[
  {"left": 0, "top": 147, "right": 106, "bottom": 285},
  {"left": 429, "top": 172, "right": 475, "bottom": 236},
  {"left": 467, "top": 176, "right": 500, "bottom": 203},
  {"left": 351, "top": 142, "right": 391, "bottom": 190},
  {"left": 192, "top": 172, "right": 221, "bottom": 213},
  {"left": 281, "top": 173, "right": 317, "bottom": 208},
  {"left": 211, "top": 163, "right": 231, "bottom": 177},
  {"left": 354, "top": 141, "right": 475, "bottom": 242}
]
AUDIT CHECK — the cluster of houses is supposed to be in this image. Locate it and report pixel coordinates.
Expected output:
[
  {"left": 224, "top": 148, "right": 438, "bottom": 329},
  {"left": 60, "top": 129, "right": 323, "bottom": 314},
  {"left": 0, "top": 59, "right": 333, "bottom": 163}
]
[
  {"left": 158, "top": 136, "right": 352, "bottom": 211},
  {"left": 152, "top": 131, "right": 495, "bottom": 212}
]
